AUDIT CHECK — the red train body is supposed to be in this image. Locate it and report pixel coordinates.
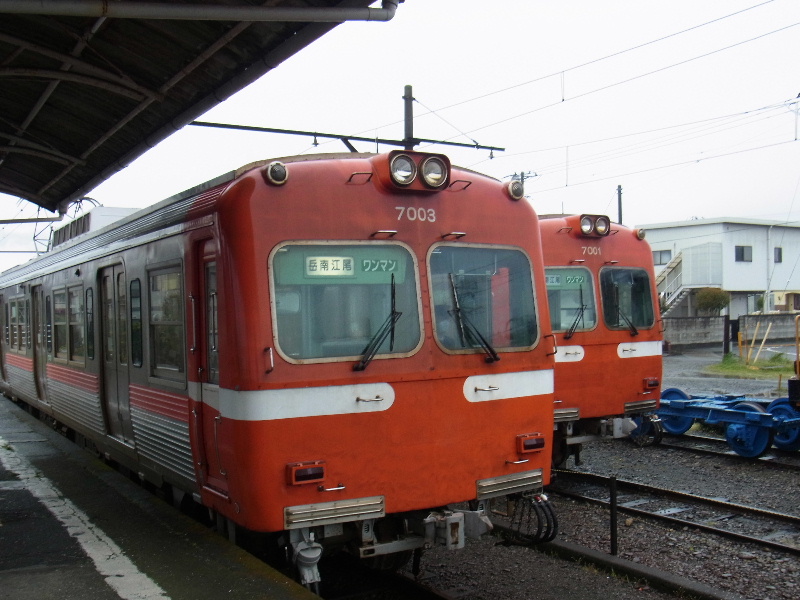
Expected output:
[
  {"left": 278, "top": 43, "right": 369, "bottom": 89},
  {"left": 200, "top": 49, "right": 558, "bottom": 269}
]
[
  {"left": 539, "top": 214, "right": 663, "bottom": 465},
  {"left": 0, "top": 151, "right": 557, "bottom": 585}
]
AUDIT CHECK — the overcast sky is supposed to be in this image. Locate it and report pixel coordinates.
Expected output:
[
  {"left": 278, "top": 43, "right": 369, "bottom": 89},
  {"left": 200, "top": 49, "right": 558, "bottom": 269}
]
[{"left": 1, "top": 0, "right": 798, "bottom": 271}]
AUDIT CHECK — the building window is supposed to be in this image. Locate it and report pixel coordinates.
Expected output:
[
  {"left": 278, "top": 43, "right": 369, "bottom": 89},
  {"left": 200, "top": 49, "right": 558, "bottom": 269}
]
[
  {"left": 652, "top": 250, "right": 672, "bottom": 266},
  {"left": 774, "top": 247, "right": 782, "bottom": 263},
  {"left": 735, "top": 246, "right": 752, "bottom": 262}
]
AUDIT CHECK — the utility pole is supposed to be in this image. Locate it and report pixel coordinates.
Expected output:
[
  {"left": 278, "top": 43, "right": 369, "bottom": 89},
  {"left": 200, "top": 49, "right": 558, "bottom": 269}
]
[
  {"left": 617, "top": 185, "right": 623, "bottom": 224},
  {"left": 403, "top": 85, "right": 415, "bottom": 150}
]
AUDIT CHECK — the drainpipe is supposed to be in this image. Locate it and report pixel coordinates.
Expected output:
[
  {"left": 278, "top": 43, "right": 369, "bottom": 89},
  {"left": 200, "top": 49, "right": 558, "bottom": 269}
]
[
  {"left": 764, "top": 224, "right": 774, "bottom": 312},
  {"left": 0, "top": 0, "right": 400, "bottom": 21}
]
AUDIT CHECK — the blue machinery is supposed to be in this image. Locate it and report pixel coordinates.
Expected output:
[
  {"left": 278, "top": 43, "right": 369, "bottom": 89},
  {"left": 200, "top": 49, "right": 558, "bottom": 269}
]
[
  {"left": 656, "top": 315, "right": 800, "bottom": 458},
  {"left": 657, "top": 387, "right": 800, "bottom": 457}
]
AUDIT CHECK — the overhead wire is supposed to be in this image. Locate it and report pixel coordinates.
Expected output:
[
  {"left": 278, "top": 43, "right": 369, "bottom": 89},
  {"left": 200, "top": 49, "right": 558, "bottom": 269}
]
[
  {"left": 443, "top": 21, "right": 800, "bottom": 143},
  {"left": 512, "top": 103, "right": 791, "bottom": 180},
  {"left": 305, "top": 1, "right": 786, "bottom": 154},
  {"left": 415, "top": 0, "right": 781, "bottom": 118}
]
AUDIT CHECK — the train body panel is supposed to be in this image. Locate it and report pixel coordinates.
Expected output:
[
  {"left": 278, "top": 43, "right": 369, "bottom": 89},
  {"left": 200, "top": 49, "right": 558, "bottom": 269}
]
[
  {"left": 539, "top": 214, "right": 663, "bottom": 462},
  {"left": 0, "top": 151, "right": 557, "bottom": 578}
]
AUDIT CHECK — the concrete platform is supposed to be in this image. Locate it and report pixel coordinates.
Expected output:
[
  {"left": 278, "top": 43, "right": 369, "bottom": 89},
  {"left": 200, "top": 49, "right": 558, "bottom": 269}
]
[{"left": 0, "top": 397, "right": 315, "bottom": 600}]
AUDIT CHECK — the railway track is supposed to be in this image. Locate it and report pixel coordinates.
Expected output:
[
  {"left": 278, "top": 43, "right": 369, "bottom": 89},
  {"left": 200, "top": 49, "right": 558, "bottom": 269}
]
[
  {"left": 316, "top": 553, "right": 456, "bottom": 600},
  {"left": 657, "top": 432, "right": 800, "bottom": 472},
  {"left": 549, "top": 469, "right": 800, "bottom": 556}
]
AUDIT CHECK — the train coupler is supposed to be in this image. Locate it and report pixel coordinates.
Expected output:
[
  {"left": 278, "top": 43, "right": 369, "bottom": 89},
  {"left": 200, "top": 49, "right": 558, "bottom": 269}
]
[
  {"left": 289, "top": 528, "right": 323, "bottom": 587},
  {"left": 503, "top": 493, "right": 558, "bottom": 545}
]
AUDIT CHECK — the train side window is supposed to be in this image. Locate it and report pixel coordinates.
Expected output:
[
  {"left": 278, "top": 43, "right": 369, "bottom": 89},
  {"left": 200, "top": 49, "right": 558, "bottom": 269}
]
[
  {"left": 11, "top": 299, "right": 20, "bottom": 350},
  {"left": 130, "top": 279, "right": 143, "bottom": 368},
  {"left": 53, "top": 290, "right": 67, "bottom": 358},
  {"left": 117, "top": 273, "right": 128, "bottom": 366},
  {"left": 544, "top": 267, "right": 597, "bottom": 333},
  {"left": 46, "top": 295, "right": 52, "bottom": 356},
  {"left": 53, "top": 286, "right": 86, "bottom": 364},
  {"left": 68, "top": 287, "right": 84, "bottom": 362},
  {"left": 205, "top": 262, "right": 219, "bottom": 385},
  {"left": 149, "top": 268, "right": 185, "bottom": 382},
  {"left": 86, "top": 289, "right": 94, "bottom": 360},
  {"left": 25, "top": 299, "right": 31, "bottom": 349},
  {"left": 3, "top": 300, "right": 8, "bottom": 345}
]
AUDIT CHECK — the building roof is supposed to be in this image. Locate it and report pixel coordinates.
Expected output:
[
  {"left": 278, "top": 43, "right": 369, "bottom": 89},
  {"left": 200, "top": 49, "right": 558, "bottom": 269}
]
[
  {"left": 640, "top": 216, "right": 800, "bottom": 230},
  {"left": 0, "top": 0, "right": 395, "bottom": 214}
]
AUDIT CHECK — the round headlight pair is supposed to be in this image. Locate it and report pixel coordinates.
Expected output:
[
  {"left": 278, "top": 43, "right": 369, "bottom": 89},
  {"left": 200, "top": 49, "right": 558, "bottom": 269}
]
[
  {"left": 580, "top": 214, "right": 611, "bottom": 236},
  {"left": 390, "top": 154, "right": 448, "bottom": 188}
]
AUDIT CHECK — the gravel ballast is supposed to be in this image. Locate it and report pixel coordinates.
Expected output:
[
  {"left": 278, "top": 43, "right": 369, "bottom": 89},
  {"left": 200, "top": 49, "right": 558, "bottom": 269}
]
[{"left": 404, "top": 350, "right": 799, "bottom": 600}]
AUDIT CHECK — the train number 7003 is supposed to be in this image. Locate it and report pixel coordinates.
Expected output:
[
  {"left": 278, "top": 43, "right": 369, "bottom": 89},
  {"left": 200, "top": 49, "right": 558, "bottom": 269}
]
[{"left": 396, "top": 206, "right": 437, "bottom": 222}]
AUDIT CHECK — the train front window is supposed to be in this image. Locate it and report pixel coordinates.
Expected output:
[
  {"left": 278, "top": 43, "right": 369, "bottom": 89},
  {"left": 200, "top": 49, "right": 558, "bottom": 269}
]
[
  {"left": 271, "top": 243, "right": 421, "bottom": 362},
  {"left": 429, "top": 245, "right": 537, "bottom": 353},
  {"left": 599, "top": 267, "right": 654, "bottom": 332},
  {"left": 545, "top": 267, "right": 597, "bottom": 336}
]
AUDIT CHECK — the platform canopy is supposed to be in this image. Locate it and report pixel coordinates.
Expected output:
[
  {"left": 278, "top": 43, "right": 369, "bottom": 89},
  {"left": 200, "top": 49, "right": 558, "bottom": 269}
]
[{"left": 0, "top": 0, "right": 397, "bottom": 214}]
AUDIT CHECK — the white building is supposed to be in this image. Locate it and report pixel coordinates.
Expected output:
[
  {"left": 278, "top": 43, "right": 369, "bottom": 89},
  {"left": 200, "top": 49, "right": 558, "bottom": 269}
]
[{"left": 641, "top": 218, "right": 800, "bottom": 318}]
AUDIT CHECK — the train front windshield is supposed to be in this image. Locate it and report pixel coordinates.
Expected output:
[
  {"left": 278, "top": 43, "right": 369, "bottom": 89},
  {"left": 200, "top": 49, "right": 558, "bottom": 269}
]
[
  {"left": 599, "top": 267, "right": 655, "bottom": 331},
  {"left": 429, "top": 245, "right": 538, "bottom": 352},
  {"left": 271, "top": 243, "right": 421, "bottom": 361},
  {"left": 545, "top": 267, "right": 597, "bottom": 334}
]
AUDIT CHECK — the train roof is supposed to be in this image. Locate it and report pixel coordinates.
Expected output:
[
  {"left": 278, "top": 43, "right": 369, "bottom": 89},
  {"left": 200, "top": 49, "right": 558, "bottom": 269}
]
[{"left": 0, "top": 151, "right": 504, "bottom": 287}]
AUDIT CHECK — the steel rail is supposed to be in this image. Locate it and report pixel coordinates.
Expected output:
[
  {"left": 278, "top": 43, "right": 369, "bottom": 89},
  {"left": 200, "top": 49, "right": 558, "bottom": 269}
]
[{"left": 550, "top": 470, "right": 800, "bottom": 556}]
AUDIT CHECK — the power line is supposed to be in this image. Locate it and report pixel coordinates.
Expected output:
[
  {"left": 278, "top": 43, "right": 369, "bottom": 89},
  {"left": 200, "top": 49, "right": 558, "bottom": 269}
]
[
  {"left": 448, "top": 22, "right": 800, "bottom": 141},
  {"left": 314, "top": 2, "right": 785, "bottom": 149},
  {"left": 505, "top": 138, "right": 798, "bottom": 193}
]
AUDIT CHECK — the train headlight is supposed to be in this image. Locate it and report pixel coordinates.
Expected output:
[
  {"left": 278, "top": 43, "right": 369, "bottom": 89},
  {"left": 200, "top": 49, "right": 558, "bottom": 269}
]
[
  {"left": 420, "top": 157, "right": 448, "bottom": 188},
  {"left": 636, "top": 228, "right": 646, "bottom": 240},
  {"left": 262, "top": 161, "right": 288, "bottom": 185},
  {"left": 594, "top": 216, "right": 611, "bottom": 236},
  {"left": 505, "top": 179, "right": 525, "bottom": 201},
  {"left": 580, "top": 215, "right": 594, "bottom": 235},
  {"left": 390, "top": 154, "right": 417, "bottom": 186}
]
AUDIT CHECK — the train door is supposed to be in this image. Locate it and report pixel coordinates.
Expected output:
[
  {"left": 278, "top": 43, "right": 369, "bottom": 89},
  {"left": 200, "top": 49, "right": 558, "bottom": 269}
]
[
  {"left": 196, "top": 240, "right": 227, "bottom": 495},
  {"left": 100, "top": 265, "right": 135, "bottom": 444},
  {"left": 31, "top": 286, "right": 48, "bottom": 402}
]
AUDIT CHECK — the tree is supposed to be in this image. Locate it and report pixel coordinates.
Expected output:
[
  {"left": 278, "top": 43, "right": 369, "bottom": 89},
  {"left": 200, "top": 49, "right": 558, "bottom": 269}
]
[{"left": 695, "top": 287, "right": 730, "bottom": 315}]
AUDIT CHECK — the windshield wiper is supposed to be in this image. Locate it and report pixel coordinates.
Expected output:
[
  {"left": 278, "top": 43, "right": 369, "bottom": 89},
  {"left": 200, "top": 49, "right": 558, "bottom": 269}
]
[
  {"left": 354, "top": 274, "right": 402, "bottom": 371},
  {"left": 564, "top": 286, "right": 586, "bottom": 340},
  {"left": 449, "top": 273, "right": 500, "bottom": 363},
  {"left": 614, "top": 285, "right": 639, "bottom": 336}
]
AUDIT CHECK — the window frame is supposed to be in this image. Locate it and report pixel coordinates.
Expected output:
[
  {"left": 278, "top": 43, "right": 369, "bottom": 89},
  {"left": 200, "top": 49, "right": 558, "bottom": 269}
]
[
  {"left": 427, "top": 242, "right": 540, "bottom": 355},
  {"left": 269, "top": 240, "right": 424, "bottom": 365},
  {"left": 652, "top": 249, "right": 672, "bottom": 266},
  {"left": 51, "top": 285, "right": 86, "bottom": 366},
  {"left": 147, "top": 265, "right": 186, "bottom": 384},
  {"left": 544, "top": 266, "right": 598, "bottom": 334},
  {"left": 598, "top": 266, "right": 656, "bottom": 332},
  {"left": 734, "top": 245, "right": 752, "bottom": 262}
]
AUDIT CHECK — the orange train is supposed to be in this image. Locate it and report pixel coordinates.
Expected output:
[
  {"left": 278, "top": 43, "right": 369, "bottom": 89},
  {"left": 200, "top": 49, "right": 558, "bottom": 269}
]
[
  {"left": 539, "top": 214, "right": 663, "bottom": 466},
  {"left": 0, "top": 151, "right": 558, "bottom": 589}
]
